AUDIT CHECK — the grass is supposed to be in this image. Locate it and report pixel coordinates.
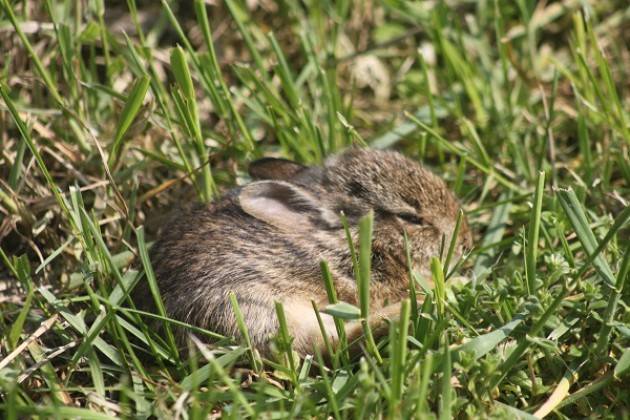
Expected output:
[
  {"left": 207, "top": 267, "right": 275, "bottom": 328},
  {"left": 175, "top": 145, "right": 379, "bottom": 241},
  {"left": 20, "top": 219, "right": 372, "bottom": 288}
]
[{"left": 1, "top": 0, "right": 629, "bottom": 417}]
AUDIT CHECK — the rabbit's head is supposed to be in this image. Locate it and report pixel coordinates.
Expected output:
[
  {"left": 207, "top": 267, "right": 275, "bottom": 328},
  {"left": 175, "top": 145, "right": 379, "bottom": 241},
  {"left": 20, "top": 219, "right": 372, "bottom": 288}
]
[{"left": 244, "top": 148, "right": 472, "bottom": 291}]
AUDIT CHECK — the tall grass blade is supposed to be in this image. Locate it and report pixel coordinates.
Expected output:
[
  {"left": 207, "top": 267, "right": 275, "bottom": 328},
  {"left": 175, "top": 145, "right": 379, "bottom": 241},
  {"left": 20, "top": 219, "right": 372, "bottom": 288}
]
[
  {"left": 109, "top": 75, "right": 150, "bottom": 167},
  {"left": 525, "top": 171, "right": 545, "bottom": 294},
  {"left": 357, "top": 210, "right": 382, "bottom": 362},
  {"left": 556, "top": 188, "right": 616, "bottom": 285}
]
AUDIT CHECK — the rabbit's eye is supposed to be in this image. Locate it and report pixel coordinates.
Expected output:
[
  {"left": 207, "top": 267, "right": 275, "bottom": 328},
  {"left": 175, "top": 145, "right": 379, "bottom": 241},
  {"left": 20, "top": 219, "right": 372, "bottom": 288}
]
[{"left": 397, "top": 213, "right": 424, "bottom": 225}]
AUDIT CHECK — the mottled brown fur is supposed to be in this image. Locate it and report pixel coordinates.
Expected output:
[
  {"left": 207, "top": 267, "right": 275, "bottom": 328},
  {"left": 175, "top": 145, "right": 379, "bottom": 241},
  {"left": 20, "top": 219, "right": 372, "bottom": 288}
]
[{"left": 134, "top": 148, "right": 472, "bottom": 357}]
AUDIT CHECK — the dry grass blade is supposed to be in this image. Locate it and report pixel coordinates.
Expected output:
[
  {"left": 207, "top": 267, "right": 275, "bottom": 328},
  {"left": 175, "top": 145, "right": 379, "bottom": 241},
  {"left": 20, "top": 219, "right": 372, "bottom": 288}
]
[{"left": 0, "top": 314, "right": 59, "bottom": 370}]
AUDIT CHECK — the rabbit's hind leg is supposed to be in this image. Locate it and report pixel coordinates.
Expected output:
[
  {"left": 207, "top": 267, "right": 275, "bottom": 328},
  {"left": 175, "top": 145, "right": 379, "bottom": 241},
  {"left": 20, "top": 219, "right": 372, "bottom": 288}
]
[
  {"left": 283, "top": 300, "right": 410, "bottom": 361},
  {"left": 336, "top": 301, "right": 411, "bottom": 360},
  {"left": 282, "top": 299, "right": 339, "bottom": 358}
]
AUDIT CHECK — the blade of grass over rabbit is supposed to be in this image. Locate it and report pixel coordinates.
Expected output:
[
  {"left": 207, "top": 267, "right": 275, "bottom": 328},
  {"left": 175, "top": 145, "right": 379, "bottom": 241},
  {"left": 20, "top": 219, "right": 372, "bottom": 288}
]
[
  {"left": 136, "top": 226, "right": 179, "bottom": 358},
  {"left": 356, "top": 211, "right": 382, "bottom": 363},
  {"left": 320, "top": 260, "right": 350, "bottom": 365},
  {"left": 389, "top": 299, "right": 410, "bottom": 406},
  {"left": 312, "top": 300, "right": 338, "bottom": 370},
  {"left": 229, "top": 291, "right": 263, "bottom": 373},
  {"left": 273, "top": 301, "right": 299, "bottom": 384}
]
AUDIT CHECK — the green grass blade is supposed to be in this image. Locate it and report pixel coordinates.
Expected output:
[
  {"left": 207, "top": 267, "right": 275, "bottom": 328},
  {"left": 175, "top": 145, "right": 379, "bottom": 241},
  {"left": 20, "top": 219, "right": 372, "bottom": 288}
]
[
  {"left": 0, "top": 0, "right": 63, "bottom": 104},
  {"left": 357, "top": 210, "right": 382, "bottom": 362},
  {"left": 8, "top": 290, "right": 33, "bottom": 349},
  {"left": 614, "top": 347, "right": 630, "bottom": 379},
  {"left": 438, "top": 336, "right": 452, "bottom": 420},
  {"left": 594, "top": 241, "right": 630, "bottom": 356},
  {"left": 443, "top": 208, "right": 464, "bottom": 275},
  {"left": 431, "top": 257, "right": 446, "bottom": 318},
  {"left": 0, "top": 83, "right": 76, "bottom": 231},
  {"left": 525, "top": 171, "right": 545, "bottom": 294},
  {"left": 390, "top": 299, "right": 410, "bottom": 408},
  {"left": 452, "top": 314, "right": 525, "bottom": 362},
  {"left": 169, "top": 46, "right": 216, "bottom": 201},
  {"left": 488, "top": 286, "right": 567, "bottom": 392},
  {"left": 228, "top": 292, "right": 262, "bottom": 373},
  {"left": 135, "top": 226, "right": 179, "bottom": 358},
  {"left": 556, "top": 188, "right": 616, "bottom": 285},
  {"left": 274, "top": 301, "right": 298, "bottom": 384},
  {"left": 320, "top": 260, "right": 350, "bottom": 364},
  {"left": 108, "top": 75, "right": 150, "bottom": 167}
]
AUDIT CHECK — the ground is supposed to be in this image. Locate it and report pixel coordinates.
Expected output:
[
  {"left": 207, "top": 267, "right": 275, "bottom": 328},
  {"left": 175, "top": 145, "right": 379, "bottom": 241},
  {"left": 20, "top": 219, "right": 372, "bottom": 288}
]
[{"left": 0, "top": 0, "right": 629, "bottom": 418}]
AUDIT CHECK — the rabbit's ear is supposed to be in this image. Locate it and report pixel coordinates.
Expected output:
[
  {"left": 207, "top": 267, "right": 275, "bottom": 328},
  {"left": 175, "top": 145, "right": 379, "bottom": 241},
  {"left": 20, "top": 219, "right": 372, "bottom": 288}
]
[
  {"left": 239, "top": 181, "right": 339, "bottom": 231},
  {"left": 249, "top": 158, "right": 307, "bottom": 180}
]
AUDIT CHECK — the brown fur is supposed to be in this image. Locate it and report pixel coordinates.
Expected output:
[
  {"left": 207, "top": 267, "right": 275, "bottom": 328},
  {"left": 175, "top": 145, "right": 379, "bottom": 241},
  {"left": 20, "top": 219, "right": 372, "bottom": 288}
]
[{"left": 134, "top": 148, "right": 473, "bottom": 357}]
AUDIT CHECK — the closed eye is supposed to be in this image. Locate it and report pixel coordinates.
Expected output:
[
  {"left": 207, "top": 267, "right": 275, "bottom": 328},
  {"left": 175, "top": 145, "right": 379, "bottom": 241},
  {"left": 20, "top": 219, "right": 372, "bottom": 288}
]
[{"left": 397, "top": 213, "right": 424, "bottom": 225}]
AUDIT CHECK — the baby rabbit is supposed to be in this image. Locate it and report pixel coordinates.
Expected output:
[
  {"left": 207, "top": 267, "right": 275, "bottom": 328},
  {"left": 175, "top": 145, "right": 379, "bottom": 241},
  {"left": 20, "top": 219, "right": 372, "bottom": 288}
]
[{"left": 136, "top": 148, "right": 472, "bottom": 358}]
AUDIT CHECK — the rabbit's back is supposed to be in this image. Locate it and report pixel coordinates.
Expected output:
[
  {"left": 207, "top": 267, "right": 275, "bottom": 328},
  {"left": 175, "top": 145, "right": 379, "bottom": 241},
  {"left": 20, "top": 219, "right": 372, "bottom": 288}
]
[
  {"left": 138, "top": 148, "right": 472, "bottom": 357},
  {"left": 145, "top": 192, "right": 354, "bottom": 351}
]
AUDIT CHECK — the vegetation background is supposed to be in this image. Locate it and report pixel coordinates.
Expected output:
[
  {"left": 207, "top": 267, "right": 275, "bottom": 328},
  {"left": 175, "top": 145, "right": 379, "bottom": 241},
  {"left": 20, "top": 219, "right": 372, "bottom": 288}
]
[{"left": 0, "top": 0, "right": 629, "bottom": 418}]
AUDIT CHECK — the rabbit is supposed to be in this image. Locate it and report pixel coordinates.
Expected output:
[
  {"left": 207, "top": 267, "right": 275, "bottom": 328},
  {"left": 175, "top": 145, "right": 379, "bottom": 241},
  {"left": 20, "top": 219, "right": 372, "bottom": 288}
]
[{"left": 135, "top": 148, "right": 473, "bottom": 359}]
